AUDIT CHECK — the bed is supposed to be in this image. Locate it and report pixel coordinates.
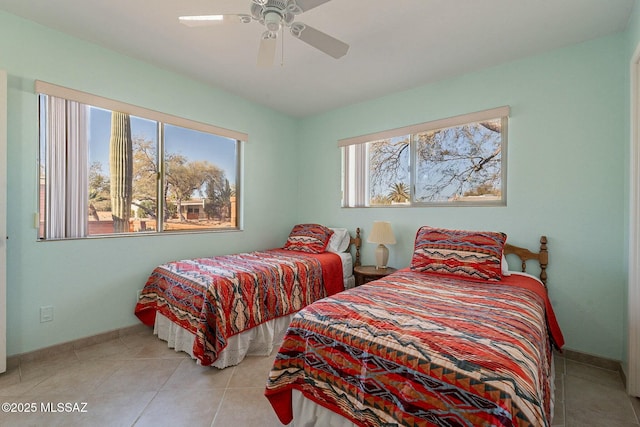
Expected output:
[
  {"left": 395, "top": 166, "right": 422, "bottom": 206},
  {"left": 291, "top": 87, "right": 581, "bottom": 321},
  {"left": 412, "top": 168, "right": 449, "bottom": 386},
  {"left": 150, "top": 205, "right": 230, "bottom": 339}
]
[
  {"left": 265, "top": 226, "right": 565, "bottom": 427},
  {"left": 134, "top": 224, "right": 361, "bottom": 368}
]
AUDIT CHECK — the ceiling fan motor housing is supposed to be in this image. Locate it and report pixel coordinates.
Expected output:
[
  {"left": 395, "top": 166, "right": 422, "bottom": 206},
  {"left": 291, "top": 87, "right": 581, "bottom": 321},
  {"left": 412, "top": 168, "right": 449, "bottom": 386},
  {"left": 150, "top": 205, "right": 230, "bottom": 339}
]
[{"left": 251, "top": 0, "right": 295, "bottom": 29}]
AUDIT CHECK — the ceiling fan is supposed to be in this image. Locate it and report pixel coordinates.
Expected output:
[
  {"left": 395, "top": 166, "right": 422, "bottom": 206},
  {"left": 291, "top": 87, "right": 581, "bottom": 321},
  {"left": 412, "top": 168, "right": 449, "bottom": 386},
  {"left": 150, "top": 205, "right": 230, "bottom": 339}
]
[{"left": 179, "top": 0, "right": 349, "bottom": 67}]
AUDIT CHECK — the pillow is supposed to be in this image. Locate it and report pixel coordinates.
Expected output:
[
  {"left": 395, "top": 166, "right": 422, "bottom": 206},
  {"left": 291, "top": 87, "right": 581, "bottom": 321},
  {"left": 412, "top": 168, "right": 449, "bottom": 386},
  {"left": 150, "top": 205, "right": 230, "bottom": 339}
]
[
  {"left": 327, "top": 228, "right": 351, "bottom": 253},
  {"left": 283, "top": 224, "right": 334, "bottom": 254},
  {"left": 502, "top": 253, "right": 511, "bottom": 276},
  {"left": 410, "top": 226, "right": 507, "bottom": 281}
]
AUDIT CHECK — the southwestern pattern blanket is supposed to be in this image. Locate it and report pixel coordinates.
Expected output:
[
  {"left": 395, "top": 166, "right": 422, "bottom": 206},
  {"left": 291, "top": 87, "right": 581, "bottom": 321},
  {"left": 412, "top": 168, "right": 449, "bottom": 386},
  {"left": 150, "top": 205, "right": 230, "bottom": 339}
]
[
  {"left": 135, "top": 249, "right": 343, "bottom": 366},
  {"left": 265, "top": 269, "right": 564, "bottom": 427}
]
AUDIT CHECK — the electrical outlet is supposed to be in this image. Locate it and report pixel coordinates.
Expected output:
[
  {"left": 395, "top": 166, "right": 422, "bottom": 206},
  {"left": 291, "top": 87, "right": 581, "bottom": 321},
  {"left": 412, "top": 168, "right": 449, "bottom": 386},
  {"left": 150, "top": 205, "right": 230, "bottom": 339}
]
[{"left": 40, "top": 305, "right": 53, "bottom": 323}]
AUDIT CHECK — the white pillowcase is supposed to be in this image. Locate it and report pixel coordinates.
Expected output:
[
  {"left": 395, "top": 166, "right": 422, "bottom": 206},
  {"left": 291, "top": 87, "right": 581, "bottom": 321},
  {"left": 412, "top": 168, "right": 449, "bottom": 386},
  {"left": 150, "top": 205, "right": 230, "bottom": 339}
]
[
  {"left": 502, "top": 254, "right": 511, "bottom": 276},
  {"left": 327, "top": 228, "right": 351, "bottom": 253}
]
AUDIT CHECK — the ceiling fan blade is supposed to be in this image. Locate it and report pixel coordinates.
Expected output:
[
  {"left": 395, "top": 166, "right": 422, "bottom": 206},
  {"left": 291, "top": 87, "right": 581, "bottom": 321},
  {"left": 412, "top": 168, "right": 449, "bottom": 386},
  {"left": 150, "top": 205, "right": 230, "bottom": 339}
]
[
  {"left": 178, "top": 14, "right": 251, "bottom": 27},
  {"left": 290, "top": 23, "right": 349, "bottom": 59},
  {"left": 257, "top": 32, "right": 277, "bottom": 68},
  {"left": 288, "top": 0, "right": 332, "bottom": 13}
]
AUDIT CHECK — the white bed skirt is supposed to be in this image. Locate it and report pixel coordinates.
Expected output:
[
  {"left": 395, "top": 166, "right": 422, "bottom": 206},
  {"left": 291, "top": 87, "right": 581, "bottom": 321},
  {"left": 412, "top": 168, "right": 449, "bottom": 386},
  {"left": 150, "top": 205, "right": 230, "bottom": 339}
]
[
  {"left": 154, "top": 311, "right": 294, "bottom": 368},
  {"left": 290, "top": 389, "right": 355, "bottom": 427},
  {"left": 153, "top": 275, "right": 355, "bottom": 369}
]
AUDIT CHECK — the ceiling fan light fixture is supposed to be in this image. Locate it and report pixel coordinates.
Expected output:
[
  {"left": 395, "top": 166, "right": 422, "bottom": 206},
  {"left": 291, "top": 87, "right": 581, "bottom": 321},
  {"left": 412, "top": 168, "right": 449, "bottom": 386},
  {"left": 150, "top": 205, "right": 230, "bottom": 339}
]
[{"left": 264, "top": 11, "right": 282, "bottom": 32}]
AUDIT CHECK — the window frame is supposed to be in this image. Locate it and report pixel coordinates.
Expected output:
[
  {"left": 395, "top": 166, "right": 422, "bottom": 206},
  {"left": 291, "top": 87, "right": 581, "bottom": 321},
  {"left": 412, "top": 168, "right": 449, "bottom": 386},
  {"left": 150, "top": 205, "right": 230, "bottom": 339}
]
[
  {"left": 36, "top": 81, "right": 245, "bottom": 240},
  {"left": 340, "top": 106, "right": 509, "bottom": 208}
]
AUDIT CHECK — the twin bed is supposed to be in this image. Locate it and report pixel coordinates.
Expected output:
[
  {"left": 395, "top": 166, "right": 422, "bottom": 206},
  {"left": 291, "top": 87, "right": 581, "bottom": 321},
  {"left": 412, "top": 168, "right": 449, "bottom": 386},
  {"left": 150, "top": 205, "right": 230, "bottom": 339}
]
[
  {"left": 134, "top": 224, "right": 361, "bottom": 368},
  {"left": 134, "top": 224, "right": 563, "bottom": 426}
]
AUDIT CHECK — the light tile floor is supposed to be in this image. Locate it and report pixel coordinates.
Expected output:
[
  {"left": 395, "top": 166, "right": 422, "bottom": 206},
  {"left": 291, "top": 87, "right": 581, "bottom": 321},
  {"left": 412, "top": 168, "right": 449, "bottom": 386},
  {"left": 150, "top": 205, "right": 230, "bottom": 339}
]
[{"left": 0, "top": 327, "right": 637, "bottom": 426}]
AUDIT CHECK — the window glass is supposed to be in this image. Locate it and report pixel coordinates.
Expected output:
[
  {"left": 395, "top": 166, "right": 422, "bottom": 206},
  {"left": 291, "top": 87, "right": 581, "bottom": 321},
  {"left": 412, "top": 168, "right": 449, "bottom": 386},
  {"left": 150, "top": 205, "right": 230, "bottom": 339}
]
[
  {"left": 38, "top": 94, "right": 242, "bottom": 240},
  {"left": 87, "top": 108, "right": 160, "bottom": 235},
  {"left": 163, "top": 124, "right": 238, "bottom": 232},
  {"left": 414, "top": 119, "right": 503, "bottom": 203},
  {"left": 368, "top": 136, "right": 410, "bottom": 206},
  {"left": 341, "top": 108, "right": 507, "bottom": 207}
]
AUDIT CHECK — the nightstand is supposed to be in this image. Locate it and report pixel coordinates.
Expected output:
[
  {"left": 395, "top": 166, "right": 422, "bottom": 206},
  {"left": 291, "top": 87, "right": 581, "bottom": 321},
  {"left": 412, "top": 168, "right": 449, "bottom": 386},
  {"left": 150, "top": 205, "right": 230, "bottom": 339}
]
[{"left": 353, "top": 265, "right": 397, "bottom": 287}]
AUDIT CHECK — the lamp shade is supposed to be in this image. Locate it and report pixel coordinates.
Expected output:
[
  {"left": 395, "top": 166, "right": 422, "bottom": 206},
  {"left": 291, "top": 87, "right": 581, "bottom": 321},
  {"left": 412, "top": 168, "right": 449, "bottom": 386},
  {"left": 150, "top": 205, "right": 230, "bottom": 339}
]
[{"left": 367, "top": 221, "right": 396, "bottom": 245}]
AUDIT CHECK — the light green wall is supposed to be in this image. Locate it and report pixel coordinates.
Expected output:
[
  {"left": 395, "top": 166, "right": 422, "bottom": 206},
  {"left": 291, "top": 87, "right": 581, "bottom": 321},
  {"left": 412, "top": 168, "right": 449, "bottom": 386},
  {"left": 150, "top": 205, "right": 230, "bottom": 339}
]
[
  {"left": 297, "top": 34, "right": 628, "bottom": 360},
  {"left": 0, "top": 11, "right": 299, "bottom": 356}
]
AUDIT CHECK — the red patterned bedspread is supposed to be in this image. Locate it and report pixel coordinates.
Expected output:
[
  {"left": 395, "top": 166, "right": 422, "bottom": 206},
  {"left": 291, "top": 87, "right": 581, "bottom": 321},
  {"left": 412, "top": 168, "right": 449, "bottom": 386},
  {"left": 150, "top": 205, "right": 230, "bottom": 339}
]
[
  {"left": 265, "top": 269, "right": 564, "bottom": 427},
  {"left": 134, "top": 249, "right": 343, "bottom": 366}
]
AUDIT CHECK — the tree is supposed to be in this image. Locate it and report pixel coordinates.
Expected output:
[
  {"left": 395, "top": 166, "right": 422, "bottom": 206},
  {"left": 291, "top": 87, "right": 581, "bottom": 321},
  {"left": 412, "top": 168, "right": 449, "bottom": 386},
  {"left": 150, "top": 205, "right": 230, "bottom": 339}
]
[
  {"left": 217, "top": 179, "right": 234, "bottom": 221},
  {"left": 388, "top": 182, "right": 409, "bottom": 204},
  {"left": 368, "top": 120, "right": 502, "bottom": 203},
  {"left": 108, "top": 133, "right": 228, "bottom": 226},
  {"left": 109, "top": 112, "right": 133, "bottom": 233},
  {"left": 131, "top": 137, "right": 160, "bottom": 219},
  {"left": 164, "top": 155, "right": 223, "bottom": 222},
  {"left": 204, "top": 174, "right": 232, "bottom": 221},
  {"left": 88, "top": 161, "right": 110, "bottom": 221},
  {"left": 414, "top": 121, "right": 501, "bottom": 202},
  {"left": 369, "top": 137, "right": 410, "bottom": 201}
]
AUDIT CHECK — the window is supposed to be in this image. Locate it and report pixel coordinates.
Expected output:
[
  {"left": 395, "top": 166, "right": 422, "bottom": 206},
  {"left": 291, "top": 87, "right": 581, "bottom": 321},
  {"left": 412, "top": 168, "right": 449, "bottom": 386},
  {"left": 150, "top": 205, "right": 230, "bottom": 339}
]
[
  {"left": 341, "top": 106, "right": 508, "bottom": 207},
  {"left": 37, "top": 81, "right": 244, "bottom": 240}
]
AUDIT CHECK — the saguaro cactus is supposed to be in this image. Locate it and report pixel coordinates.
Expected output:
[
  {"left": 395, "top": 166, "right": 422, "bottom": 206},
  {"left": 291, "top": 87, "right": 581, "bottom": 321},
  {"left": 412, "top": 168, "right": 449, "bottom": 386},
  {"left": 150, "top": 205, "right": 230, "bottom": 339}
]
[{"left": 109, "top": 112, "right": 133, "bottom": 233}]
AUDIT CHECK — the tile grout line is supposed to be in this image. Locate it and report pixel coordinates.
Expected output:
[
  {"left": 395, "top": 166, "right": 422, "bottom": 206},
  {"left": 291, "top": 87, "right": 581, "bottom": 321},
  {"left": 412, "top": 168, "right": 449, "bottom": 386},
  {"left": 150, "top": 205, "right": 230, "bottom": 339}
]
[
  {"left": 130, "top": 390, "right": 162, "bottom": 427},
  {"left": 553, "top": 355, "right": 566, "bottom": 427},
  {"left": 561, "top": 356, "right": 567, "bottom": 424},
  {"left": 209, "top": 366, "right": 237, "bottom": 427},
  {"left": 119, "top": 339, "right": 185, "bottom": 427},
  {"left": 631, "top": 396, "right": 640, "bottom": 424}
]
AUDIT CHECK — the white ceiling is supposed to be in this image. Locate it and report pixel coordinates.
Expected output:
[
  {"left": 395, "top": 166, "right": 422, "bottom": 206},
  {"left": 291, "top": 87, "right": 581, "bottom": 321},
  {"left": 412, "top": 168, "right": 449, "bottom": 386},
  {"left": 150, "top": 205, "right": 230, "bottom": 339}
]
[{"left": 0, "top": 0, "right": 634, "bottom": 117}]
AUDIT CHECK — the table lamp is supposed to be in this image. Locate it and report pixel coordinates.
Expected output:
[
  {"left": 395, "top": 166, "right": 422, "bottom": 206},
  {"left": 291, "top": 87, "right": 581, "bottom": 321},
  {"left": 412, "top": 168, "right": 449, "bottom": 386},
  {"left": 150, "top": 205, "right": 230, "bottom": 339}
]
[{"left": 367, "top": 221, "right": 396, "bottom": 269}]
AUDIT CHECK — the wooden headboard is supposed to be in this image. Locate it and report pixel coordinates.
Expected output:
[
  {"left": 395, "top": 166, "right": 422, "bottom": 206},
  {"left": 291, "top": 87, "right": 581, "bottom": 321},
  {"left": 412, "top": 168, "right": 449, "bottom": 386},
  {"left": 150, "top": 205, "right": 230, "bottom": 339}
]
[
  {"left": 504, "top": 236, "right": 548, "bottom": 285},
  {"left": 349, "top": 228, "right": 362, "bottom": 267},
  {"left": 347, "top": 228, "right": 545, "bottom": 283}
]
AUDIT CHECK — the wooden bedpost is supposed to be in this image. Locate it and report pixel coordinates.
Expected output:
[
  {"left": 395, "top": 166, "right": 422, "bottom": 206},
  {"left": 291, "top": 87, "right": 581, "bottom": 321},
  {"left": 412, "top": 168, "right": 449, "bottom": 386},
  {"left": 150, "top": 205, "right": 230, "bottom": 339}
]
[
  {"left": 539, "top": 236, "right": 548, "bottom": 286},
  {"left": 503, "top": 235, "right": 549, "bottom": 286},
  {"left": 354, "top": 228, "right": 362, "bottom": 267}
]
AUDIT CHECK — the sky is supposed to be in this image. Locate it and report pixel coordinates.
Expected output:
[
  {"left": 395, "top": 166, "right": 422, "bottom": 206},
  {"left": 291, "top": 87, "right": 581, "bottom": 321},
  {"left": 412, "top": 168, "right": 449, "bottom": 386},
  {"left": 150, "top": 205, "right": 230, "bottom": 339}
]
[{"left": 88, "top": 106, "right": 238, "bottom": 184}]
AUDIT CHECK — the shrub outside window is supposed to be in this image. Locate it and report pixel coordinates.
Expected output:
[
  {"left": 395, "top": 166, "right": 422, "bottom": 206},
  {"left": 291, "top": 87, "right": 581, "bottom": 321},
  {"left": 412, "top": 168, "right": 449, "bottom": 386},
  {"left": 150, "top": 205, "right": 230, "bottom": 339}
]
[
  {"left": 341, "top": 106, "right": 508, "bottom": 207},
  {"left": 37, "top": 81, "right": 244, "bottom": 240}
]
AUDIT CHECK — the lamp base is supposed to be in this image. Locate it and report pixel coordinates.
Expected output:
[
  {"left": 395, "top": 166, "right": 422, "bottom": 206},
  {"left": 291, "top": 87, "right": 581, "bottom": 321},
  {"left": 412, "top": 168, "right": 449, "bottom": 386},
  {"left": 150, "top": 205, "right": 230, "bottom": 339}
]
[{"left": 375, "top": 244, "right": 389, "bottom": 269}]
